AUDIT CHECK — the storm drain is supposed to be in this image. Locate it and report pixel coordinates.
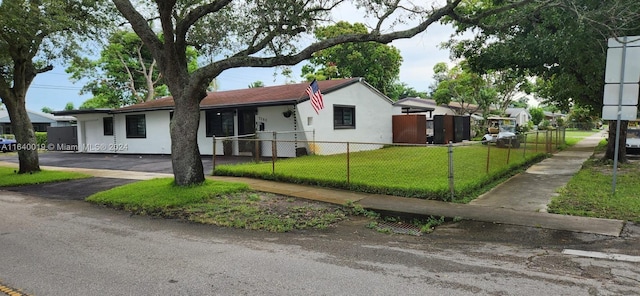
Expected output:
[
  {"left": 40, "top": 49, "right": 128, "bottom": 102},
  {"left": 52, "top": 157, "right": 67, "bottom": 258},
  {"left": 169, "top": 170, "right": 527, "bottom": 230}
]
[{"left": 375, "top": 221, "right": 423, "bottom": 236}]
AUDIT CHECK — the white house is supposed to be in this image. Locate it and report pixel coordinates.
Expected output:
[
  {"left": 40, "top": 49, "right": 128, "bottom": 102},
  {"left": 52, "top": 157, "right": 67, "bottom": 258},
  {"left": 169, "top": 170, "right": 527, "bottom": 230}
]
[
  {"left": 504, "top": 108, "right": 531, "bottom": 126},
  {"left": 55, "top": 78, "right": 402, "bottom": 157}
]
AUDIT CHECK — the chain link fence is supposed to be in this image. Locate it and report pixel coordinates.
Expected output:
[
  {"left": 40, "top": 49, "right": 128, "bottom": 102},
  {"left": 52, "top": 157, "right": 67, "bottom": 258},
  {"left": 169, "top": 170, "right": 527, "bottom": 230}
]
[{"left": 213, "top": 129, "right": 566, "bottom": 201}]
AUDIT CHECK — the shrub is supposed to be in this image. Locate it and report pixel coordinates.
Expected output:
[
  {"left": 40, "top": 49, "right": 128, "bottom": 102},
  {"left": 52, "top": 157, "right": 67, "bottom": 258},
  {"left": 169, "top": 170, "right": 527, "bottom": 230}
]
[
  {"left": 35, "top": 132, "right": 47, "bottom": 146},
  {"left": 539, "top": 119, "right": 551, "bottom": 129}
]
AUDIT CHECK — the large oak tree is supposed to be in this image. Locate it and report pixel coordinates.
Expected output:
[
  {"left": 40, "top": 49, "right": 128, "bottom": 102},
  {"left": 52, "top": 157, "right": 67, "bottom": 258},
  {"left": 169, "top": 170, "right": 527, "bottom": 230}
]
[
  {"left": 112, "top": 0, "right": 552, "bottom": 186},
  {"left": 0, "top": 0, "right": 113, "bottom": 173},
  {"left": 444, "top": 0, "right": 640, "bottom": 162}
]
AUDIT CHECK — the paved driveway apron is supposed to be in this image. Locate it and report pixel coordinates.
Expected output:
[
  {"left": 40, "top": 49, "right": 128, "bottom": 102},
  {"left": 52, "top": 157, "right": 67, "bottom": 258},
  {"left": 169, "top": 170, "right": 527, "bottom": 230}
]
[{"left": 0, "top": 152, "right": 253, "bottom": 200}]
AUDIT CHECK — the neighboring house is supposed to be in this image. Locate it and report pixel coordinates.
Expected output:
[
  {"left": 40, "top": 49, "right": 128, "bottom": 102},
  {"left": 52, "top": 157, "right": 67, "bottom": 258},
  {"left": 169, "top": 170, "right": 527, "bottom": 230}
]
[
  {"left": 0, "top": 108, "right": 75, "bottom": 134},
  {"left": 394, "top": 97, "right": 484, "bottom": 138},
  {"left": 394, "top": 97, "right": 455, "bottom": 118},
  {"left": 54, "top": 78, "right": 402, "bottom": 157},
  {"left": 504, "top": 108, "right": 531, "bottom": 126},
  {"left": 394, "top": 97, "right": 485, "bottom": 118},
  {"left": 543, "top": 111, "right": 566, "bottom": 125}
]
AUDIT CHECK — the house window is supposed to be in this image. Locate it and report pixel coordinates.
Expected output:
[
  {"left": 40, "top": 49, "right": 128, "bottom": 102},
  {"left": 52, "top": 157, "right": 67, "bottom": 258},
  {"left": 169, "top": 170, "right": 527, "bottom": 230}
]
[
  {"left": 0, "top": 124, "right": 10, "bottom": 134},
  {"left": 205, "top": 110, "right": 234, "bottom": 137},
  {"left": 32, "top": 123, "right": 50, "bottom": 132},
  {"left": 333, "top": 105, "right": 355, "bottom": 129},
  {"left": 103, "top": 117, "right": 114, "bottom": 136},
  {"left": 125, "top": 114, "right": 146, "bottom": 138}
]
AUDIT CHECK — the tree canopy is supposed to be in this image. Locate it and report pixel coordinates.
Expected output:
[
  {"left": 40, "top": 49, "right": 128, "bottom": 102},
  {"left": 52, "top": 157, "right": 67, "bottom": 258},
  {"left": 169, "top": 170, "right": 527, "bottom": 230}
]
[
  {"left": 248, "top": 81, "right": 264, "bottom": 88},
  {"left": 529, "top": 107, "right": 545, "bottom": 126},
  {"left": 444, "top": 0, "right": 640, "bottom": 162},
  {"left": 430, "top": 61, "right": 496, "bottom": 116},
  {"left": 0, "top": 0, "right": 113, "bottom": 173},
  {"left": 301, "top": 21, "right": 402, "bottom": 96}
]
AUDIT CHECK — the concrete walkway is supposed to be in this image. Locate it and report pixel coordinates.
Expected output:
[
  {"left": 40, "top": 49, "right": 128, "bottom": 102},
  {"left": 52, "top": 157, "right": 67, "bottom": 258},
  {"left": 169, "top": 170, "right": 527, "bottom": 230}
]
[
  {"left": 218, "top": 131, "right": 623, "bottom": 237},
  {"left": 0, "top": 131, "right": 625, "bottom": 237}
]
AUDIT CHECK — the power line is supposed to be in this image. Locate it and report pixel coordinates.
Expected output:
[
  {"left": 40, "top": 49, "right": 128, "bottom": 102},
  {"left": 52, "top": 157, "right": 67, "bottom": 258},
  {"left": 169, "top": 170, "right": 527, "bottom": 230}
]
[{"left": 30, "top": 84, "right": 83, "bottom": 91}]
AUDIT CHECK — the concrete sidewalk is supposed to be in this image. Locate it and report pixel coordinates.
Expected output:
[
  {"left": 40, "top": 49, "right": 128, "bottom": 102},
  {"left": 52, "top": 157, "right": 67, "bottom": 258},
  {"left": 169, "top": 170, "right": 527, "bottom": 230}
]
[
  {"left": 217, "top": 131, "right": 623, "bottom": 237},
  {"left": 0, "top": 131, "right": 625, "bottom": 236}
]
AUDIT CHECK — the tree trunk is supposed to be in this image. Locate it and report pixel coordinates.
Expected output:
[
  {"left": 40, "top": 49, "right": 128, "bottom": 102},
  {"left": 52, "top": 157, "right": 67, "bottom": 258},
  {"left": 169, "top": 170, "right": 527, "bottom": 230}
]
[
  {"left": 170, "top": 92, "right": 205, "bottom": 186},
  {"left": 3, "top": 95, "right": 40, "bottom": 173},
  {"left": 604, "top": 120, "right": 627, "bottom": 163}
]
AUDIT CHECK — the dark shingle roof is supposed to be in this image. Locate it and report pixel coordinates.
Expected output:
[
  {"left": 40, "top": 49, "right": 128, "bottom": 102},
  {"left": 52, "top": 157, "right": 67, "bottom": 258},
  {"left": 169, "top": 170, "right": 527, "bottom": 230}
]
[{"left": 112, "top": 78, "right": 361, "bottom": 113}]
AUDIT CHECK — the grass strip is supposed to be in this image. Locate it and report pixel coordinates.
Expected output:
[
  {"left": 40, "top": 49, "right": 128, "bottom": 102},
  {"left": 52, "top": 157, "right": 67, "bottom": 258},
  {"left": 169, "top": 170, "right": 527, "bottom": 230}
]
[
  {"left": 0, "top": 166, "right": 90, "bottom": 187},
  {"left": 87, "top": 178, "right": 351, "bottom": 232},
  {"left": 548, "top": 153, "right": 640, "bottom": 222}
]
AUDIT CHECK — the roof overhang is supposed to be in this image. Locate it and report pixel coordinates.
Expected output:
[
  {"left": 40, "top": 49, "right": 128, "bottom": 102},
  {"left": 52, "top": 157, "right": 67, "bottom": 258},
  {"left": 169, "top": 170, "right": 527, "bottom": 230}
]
[
  {"left": 393, "top": 101, "right": 436, "bottom": 115},
  {"left": 52, "top": 109, "right": 112, "bottom": 116}
]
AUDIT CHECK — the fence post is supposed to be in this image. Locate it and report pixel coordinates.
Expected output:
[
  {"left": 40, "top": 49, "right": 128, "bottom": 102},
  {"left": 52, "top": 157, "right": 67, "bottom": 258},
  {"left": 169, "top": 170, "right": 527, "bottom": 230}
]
[
  {"left": 523, "top": 133, "right": 528, "bottom": 160},
  {"left": 506, "top": 138, "right": 512, "bottom": 165},
  {"left": 212, "top": 135, "right": 216, "bottom": 175},
  {"left": 272, "top": 131, "right": 277, "bottom": 159},
  {"left": 486, "top": 139, "right": 491, "bottom": 174},
  {"left": 271, "top": 138, "right": 276, "bottom": 175},
  {"left": 254, "top": 136, "right": 260, "bottom": 162},
  {"left": 546, "top": 130, "right": 550, "bottom": 153},
  {"left": 346, "top": 142, "right": 350, "bottom": 185},
  {"left": 448, "top": 141, "right": 455, "bottom": 201},
  {"left": 535, "top": 131, "right": 539, "bottom": 153}
]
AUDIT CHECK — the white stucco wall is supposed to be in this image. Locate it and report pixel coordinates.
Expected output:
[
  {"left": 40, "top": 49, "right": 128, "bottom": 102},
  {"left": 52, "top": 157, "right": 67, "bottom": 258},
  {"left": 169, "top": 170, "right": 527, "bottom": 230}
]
[
  {"left": 514, "top": 112, "right": 530, "bottom": 126},
  {"left": 255, "top": 105, "right": 304, "bottom": 158},
  {"left": 75, "top": 111, "right": 172, "bottom": 154},
  {"left": 72, "top": 113, "right": 114, "bottom": 153},
  {"left": 295, "top": 82, "right": 401, "bottom": 155},
  {"left": 112, "top": 111, "right": 172, "bottom": 154}
]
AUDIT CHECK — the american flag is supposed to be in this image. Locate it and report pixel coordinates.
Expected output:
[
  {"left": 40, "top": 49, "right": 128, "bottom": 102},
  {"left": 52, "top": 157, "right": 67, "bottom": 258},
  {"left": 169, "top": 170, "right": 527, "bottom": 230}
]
[{"left": 306, "top": 79, "right": 324, "bottom": 114}]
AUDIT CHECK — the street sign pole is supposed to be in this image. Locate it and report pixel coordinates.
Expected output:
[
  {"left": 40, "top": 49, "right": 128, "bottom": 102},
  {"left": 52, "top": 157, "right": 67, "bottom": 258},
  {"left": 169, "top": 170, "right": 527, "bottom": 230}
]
[{"left": 612, "top": 36, "right": 628, "bottom": 194}]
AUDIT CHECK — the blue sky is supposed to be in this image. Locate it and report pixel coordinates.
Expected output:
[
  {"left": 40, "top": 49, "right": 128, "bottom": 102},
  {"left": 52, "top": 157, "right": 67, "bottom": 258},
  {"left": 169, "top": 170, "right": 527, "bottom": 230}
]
[{"left": 25, "top": 5, "right": 460, "bottom": 112}]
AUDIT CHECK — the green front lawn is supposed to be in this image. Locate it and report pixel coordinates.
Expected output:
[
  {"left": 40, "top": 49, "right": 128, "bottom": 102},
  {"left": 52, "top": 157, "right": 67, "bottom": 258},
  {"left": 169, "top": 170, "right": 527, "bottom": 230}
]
[
  {"left": 0, "top": 166, "right": 90, "bottom": 187},
  {"left": 215, "top": 144, "right": 547, "bottom": 201},
  {"left": 548, "top": 141, "right": 640, "bottom": 222}
]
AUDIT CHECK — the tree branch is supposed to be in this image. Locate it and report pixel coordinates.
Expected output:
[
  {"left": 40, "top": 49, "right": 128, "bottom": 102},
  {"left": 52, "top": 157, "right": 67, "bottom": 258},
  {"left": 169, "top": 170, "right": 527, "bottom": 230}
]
[
  {"left": 117, "top": 52, "right": 139, "bottom": 102},
  {"left": 192, "top": 0, "right": 464, "bottom": 84},
  {"left": 112, "top": 0, "right": 164, "bottom": 58},
  {"left": 448, "top": 0, "right": 560, "bottom": 33},
  {"left": 175, "top": 0, "right": 233, "bottom": 42}
]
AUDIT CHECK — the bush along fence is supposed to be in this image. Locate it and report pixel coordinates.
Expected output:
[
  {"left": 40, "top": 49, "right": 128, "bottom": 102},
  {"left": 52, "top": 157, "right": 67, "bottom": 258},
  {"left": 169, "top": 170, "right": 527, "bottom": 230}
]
[{"left": 213, "top": 129, "right": 565, "bottom": 202}]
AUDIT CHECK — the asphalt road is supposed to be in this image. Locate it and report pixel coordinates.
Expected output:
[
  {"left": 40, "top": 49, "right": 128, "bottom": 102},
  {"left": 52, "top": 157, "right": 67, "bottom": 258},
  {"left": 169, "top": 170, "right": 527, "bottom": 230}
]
[
  {"left": 1, "top": 151, "right": 640, "bottom": 295},
  {"left": 1, "top": 191, "right": 640, "bottom": 295}
]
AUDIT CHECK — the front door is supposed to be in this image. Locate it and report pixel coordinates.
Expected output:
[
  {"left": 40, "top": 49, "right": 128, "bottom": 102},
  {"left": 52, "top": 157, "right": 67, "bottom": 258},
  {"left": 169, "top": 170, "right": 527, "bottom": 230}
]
[{"left": 237, "top": 109, "right": 256, "bottom": 154}]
